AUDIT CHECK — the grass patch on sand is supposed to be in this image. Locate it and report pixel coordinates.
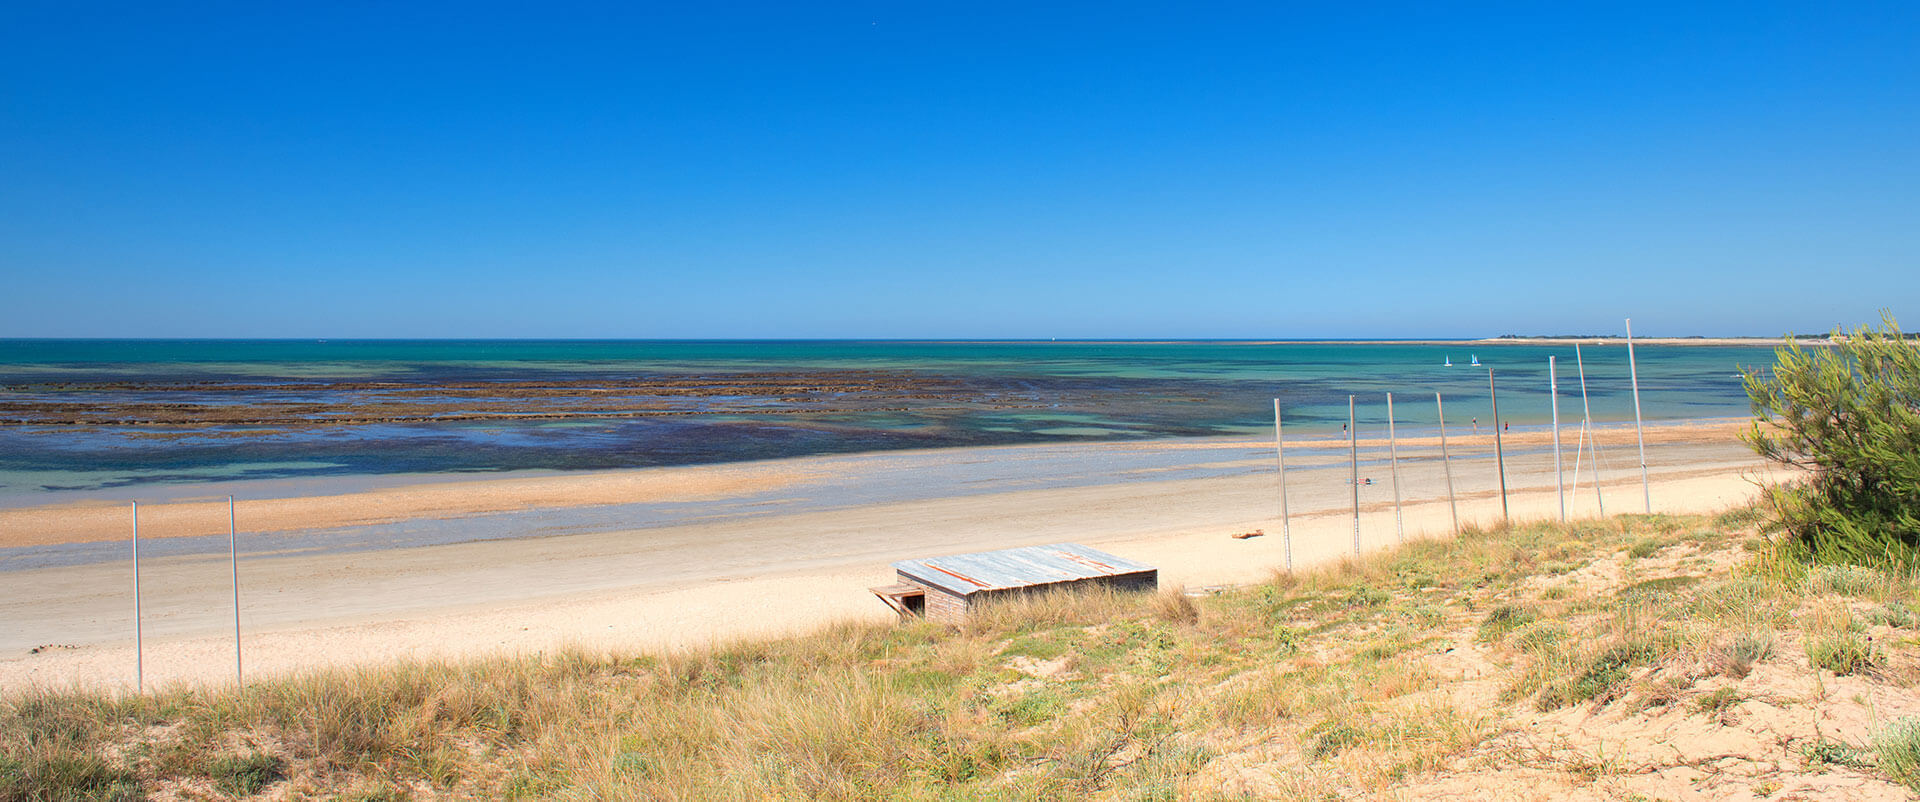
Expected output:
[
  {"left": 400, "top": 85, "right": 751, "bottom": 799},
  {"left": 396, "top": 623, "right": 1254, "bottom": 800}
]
[{"left": 7, "top": 507, "right": 1920, "bottom": 798}]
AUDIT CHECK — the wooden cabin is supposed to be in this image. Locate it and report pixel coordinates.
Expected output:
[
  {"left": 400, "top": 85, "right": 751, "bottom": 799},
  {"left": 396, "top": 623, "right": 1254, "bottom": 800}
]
[{"left": 870, "top": 543, "right": 1158, "bottom": 624}]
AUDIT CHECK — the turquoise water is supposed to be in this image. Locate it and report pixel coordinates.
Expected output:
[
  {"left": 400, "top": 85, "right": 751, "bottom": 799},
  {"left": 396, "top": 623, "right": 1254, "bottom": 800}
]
[{"left": 0, "top": 339, "right": 1773, "bottom": 495}]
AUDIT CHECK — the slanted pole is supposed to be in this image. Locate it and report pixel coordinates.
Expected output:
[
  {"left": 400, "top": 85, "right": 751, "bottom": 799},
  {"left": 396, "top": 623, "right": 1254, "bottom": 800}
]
[
  {"left": 1570, "top": 357, "right": 1586, "bottom": 507},
  {"left": 229, "top": 496, "right": 243, "bottom": 687},
  {"left": 1273, "top": 399, "right": 1292, "bottom": 572},
  {"left": 1436, "top": 392, "right": 1459, "bottom": 535},
  {"left": 1387, "top": 392, "right": 1404, "bottom": 543},
  {"left": 1576, "top": 344, "right": 1605, "bottom": 516},
  {"left": 1626, "top": 318, "right": 1651, "bottom": 513},
  {"left": 1349, "top": 395, "right": 1360, "bottom": 556},
  {"left": 132, "top": 501, "right": 142, "bottom": 693},
  {"left": 1489, "top": 369, "right": 1509, "bottom": 524},
  {"left": 1551, "top": 356, "right": 1565, "bottom": 523}
]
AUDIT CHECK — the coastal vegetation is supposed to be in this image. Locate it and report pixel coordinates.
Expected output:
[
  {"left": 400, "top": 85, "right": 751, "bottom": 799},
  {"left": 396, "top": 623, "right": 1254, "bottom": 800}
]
[
  {"left": 6, "top": 508, "right": 1920, "bottom": 799},
  {"left": 1743, "top": 312, "right": 1920, "bottom": 566}
]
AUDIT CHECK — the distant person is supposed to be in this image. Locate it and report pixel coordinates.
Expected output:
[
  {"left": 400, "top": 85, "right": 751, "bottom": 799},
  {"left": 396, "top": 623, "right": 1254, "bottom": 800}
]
[
  {"left": 1504, "top": 421, "right": 1510, "bottom": 432},
  {"left": 1471, "top": 417, "right": 1478, "bottom": 433},
  {"left": 1342, "top": 423, "right": 1348, "bottom": 434}
]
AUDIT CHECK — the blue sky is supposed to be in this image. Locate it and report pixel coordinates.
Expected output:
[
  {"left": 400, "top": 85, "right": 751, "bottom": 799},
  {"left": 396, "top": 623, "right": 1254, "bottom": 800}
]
[{"left": 3, "top": 2, "right": 1916, "bottom": 338}]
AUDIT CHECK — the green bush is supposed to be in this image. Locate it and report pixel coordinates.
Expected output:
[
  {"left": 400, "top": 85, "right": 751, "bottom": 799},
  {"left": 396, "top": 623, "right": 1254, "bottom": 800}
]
[
  {"left": 1343, "top": 585, "right": 1389, "bottom": 608},
  {"left": 1870, "top": 601, "right": 1918, "bottom": 629},
  {"left": 1477, "top": 604, "right": 1535, "bottom": 642},
  {"left": 1743, "top": 312, "right": 1920, "bottom": 565},
  {"left": 211, "top": 752, "right": 283, "bottom": 796},
  {"left": 1802, "top": 739, "right": 1870, "bottom": 770},
  {"left": 1304, "top": 721, "right": 1363, "bottom": 759},
  {"left": 1692, "top": 687, "right": 1743, "bottom": 716},
  {"left": 0, "top": 754, "right": 141, "bottom": 801},
  {"left": 1537, "top": 642, "right": 1655, "bottom": 711},
  {"left": 1807, "top": 632, "right": 1880, "bottom": 675},
  {"left": 1810, "top": 564, "right": 1883, "bottom": 596},
  {"left": 1874, "top": 717, "right": 1920, "bottom": 789}
]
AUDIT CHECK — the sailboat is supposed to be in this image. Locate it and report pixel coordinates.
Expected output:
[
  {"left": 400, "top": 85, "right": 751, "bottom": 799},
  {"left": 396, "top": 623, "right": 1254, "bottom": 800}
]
[
  {"left": 1444, "top": 356, "right": 1453, "bottom": 367},
  {"left": 1470, "top": 354, "right": 1481, "bottom": 367}
]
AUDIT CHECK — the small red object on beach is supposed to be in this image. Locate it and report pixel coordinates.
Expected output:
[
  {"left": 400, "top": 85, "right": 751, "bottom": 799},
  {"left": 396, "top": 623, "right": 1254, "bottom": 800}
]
[{"left": 1231, "top": 529, "right": 1265, "bottom": 540}]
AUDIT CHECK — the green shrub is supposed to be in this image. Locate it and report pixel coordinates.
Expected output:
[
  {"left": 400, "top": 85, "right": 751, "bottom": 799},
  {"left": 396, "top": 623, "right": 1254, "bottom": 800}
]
[
  {"left": 1269, "top": 626, "right": 1303, "bottom": 654},
  {"left": 1477, "top": 604, "right": 1535, "bottom": 642},
  {"left": 1691, "top": 687, "right": 1743, "bottom": 716},
  {"left": 1743, "top": 312, "right": 1920, "bottom": 566},
  {"left": 1514, "top": 622, "right": 1567, "bottom": 654},
  {"left": 1870, "top": 601, "right": 1918, "bottom": 629},
  {"left": 1807, "top": 632, "right": 1881, "bottom": 675},
  {"left": 1874, "top": 717, "right": 1920, "bottom": 789},
  {"left": 1802, "top": 739, "right": 1870, "bottom": 769},
  {"left": 1714, "top": 505, "right": 1766, "bottom": 529},
  {"left": 1304, "top": 721, "right": 1363, "bottom": 759},
  {"left": 1344, "top": 585, "right": 1389, "bottom": 608},
  {"left": 995, "top": 689, "right": 1065, "bottom": 727},
  {"left": 210, "top": 752, "right": 283, "bottom": 796},
  {"left": 1627, "top": 539, "right": 1662, "bottom": 559},
  {"left": 1719, "top": 632, "right": 1774, "bottom": 678},
  {"left": 0, "top": 754, "right": 141, "bottom": 801},
  {"left": 1538, "top": 642, "right": 1655, "bottom": 710},
  {"left": 1618, "top": 575, "right": 1700, "bottom": 597},
  {"left": 1811, "top": 564, "right": 1883, "bottom": 596}
]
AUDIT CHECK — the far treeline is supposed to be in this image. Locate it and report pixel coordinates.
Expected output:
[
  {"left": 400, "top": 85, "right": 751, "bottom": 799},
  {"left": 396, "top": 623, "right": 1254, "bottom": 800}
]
[{"left": 1743, "top": 312, "right": 1920, "bottom": 566}]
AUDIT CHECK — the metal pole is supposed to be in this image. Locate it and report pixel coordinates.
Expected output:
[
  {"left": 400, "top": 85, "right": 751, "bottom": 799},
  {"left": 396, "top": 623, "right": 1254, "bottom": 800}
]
[
  {"left": 132, "top": 501, "right": 142, "bottom": 693},
  {"left": 1551, "top": 356, "right": 1564, "bottom": 523},
  {"left": 1626, "top": 318, "right": 1651, "bottom": 513},
  {"left": 1349, "top": 395, "right": 1360, "bottom": 556},
  {"left": 1436, "top": 392, "right": 1459, "bottom": 535},
  {"left": 1489, "top": 369, "right": 1509, "bottom": 524},
  {"left": 1387, "top": 392, "right": 1404, "bottom": 543},
  {"left": 1576, "top": 344, "right": 1605, "bottom": 517},
  {"left": 1273, "top": 399, "right": 1292, "bottom": 572},
  {"left": 229, "top": 495, "right": 242, "bottom": 687},
  {"left": 1570, "top": 354, "right": 1586, "bottom": 508}
]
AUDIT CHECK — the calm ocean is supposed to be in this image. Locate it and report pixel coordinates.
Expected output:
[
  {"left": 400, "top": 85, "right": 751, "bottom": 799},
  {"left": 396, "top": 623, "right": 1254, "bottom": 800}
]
[{"left": 0, "top": 339, "right": 1774, "bottom": 496}]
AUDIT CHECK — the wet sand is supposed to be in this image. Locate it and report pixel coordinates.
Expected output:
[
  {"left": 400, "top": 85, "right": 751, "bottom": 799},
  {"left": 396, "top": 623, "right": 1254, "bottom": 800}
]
[
  {"left": 0, "top": 419, "right": 1750, "bottom": 548},
  {"left": 0, "top": 419, "right": 1775, "bottom": 690},
  {"left": 0, "top": 461, "right": 822, "bottom": 549}
]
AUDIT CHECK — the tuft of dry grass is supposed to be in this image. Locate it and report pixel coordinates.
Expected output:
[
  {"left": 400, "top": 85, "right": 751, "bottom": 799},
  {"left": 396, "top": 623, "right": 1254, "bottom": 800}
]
[{"left": 1150, "top": 587, "right": 1201, "bottom": 625}]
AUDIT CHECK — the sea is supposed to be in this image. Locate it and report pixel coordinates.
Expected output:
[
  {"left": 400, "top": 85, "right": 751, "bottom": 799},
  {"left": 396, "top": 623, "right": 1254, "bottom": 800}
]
[{"left": 0, "top": 339, "right": 1776, "bottom": 500}]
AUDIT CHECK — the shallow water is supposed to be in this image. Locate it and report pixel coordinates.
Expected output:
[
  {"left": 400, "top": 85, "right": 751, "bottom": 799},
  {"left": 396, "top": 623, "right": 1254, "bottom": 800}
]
[{"left": 0, "top": 339, "right": 1774, "bottom": 496}]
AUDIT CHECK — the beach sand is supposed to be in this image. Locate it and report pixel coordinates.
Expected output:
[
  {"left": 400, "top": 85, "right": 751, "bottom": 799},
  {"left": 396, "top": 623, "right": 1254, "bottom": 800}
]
[{"left": 0, "top": 420, "right": 1776, "bottom": 690}]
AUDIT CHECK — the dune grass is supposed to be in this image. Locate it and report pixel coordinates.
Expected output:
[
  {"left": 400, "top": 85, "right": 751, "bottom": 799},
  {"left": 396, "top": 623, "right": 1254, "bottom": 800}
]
[{"left": 5, "top": 508, "right": 1919, "bottom": 798}]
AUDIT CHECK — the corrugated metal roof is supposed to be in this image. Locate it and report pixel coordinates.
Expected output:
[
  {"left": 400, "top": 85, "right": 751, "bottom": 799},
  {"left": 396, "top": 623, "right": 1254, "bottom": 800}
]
[{"left": 893, "top": 543, "right": 1155, "bottom": 596}]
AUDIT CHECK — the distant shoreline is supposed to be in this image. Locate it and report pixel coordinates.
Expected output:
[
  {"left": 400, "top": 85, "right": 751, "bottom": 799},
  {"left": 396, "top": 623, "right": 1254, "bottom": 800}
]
[
  {"left": 1474, "top": 336, "right": 1807, "bottom": 347},
  {"left": 922, "top": 338, "right": 1805, "bottom": 347},
  {"left": 0, "top": 336, "right": 1814, "bottom": 345}
]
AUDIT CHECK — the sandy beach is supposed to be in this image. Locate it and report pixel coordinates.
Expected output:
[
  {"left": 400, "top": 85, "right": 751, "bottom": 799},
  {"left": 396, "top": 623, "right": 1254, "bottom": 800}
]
[{"left": 0, "top": 419, "right": 1776, "bottom": 691}]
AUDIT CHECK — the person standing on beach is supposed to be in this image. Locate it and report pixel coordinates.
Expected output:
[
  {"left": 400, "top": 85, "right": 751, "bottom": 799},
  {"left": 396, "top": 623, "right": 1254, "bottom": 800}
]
[{"left": 1472, "top": 417, "right": 1478, "bottom": 433}]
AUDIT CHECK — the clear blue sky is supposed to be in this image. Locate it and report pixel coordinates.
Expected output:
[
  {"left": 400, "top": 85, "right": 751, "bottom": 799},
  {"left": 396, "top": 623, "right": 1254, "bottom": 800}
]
[{"left": 3, "top": 2, "right": 1916, "bottom": 338}]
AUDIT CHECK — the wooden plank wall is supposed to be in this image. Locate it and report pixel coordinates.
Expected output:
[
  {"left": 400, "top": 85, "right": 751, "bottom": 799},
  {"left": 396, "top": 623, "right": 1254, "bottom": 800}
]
[
  {"left": 896, "top": 570, "right": 1159, "bottom": 624},
  {"left": 897, "top": 574, "right": 971, "bottom": 624}
]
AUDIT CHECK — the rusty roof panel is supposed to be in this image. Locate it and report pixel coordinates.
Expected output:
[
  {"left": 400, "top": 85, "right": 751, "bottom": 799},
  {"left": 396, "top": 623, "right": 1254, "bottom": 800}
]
[{"left": 892, "top": 543, "right": 1155, "bottom": 597}]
